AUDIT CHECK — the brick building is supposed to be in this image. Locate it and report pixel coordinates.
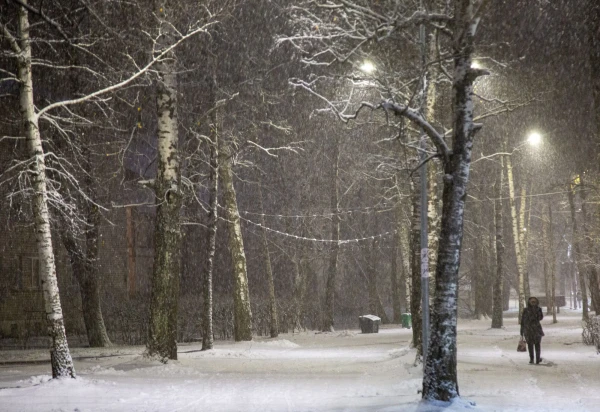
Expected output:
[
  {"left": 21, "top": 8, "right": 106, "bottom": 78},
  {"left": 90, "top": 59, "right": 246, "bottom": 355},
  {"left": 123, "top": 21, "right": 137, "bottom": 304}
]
[{"left": 0, "top": 139, "right": 156, "bottom": 340}]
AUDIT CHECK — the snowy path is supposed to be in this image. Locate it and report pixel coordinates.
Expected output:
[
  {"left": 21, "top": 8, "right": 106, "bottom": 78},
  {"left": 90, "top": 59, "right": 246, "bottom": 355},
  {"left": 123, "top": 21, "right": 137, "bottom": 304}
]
[{"left": 0, "top": 309, "right": 599, "bottom": 411}]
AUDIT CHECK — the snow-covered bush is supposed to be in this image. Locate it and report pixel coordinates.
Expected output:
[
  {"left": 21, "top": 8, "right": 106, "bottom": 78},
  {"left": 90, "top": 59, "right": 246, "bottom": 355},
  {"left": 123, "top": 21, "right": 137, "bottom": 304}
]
[{"left": 582, "top": 316, "right": 600, "bottom": 353}]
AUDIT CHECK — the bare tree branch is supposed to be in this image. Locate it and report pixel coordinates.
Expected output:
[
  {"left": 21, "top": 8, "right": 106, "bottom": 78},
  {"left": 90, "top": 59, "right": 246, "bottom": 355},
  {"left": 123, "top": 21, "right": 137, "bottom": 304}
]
[
  {"left": 0, "top": 21, "right": 22, "bottom": 54},
  {"left": 8, "top": 0, "right": 71, "bottom": 42},
  {"left": 36, "top": 22, "right": 218, "bottom": 119}
]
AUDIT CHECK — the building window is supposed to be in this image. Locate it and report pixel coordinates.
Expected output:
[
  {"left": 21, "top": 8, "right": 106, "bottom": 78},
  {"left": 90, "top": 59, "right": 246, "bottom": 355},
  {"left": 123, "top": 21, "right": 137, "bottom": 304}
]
[{"left": 21, "top": 256, "right": 41, "bottom": 290}]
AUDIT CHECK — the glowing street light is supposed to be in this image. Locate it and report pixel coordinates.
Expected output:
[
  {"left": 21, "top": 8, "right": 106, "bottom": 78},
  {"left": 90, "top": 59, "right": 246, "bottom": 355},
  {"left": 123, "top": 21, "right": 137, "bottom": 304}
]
[
  {"left": 360, "top": 60, "right": 375, "bottom": 74},
  {"left": 527, "top": 131, "right": 542, "bottom": 146}
]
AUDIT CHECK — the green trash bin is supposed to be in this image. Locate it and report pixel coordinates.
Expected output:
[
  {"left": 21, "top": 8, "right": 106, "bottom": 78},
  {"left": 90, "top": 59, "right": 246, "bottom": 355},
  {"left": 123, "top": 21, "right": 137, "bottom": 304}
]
[{"left": 401, "top": 313, "right": 412, "bottom": 329}]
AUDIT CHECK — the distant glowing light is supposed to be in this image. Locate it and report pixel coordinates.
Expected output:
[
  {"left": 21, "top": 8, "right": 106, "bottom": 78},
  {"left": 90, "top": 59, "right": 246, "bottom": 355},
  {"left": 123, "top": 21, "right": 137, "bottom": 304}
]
[
  {"left": 360, "top": 60, "right": 375, "bottom": 74},
  {"left": 471, "top": 61, "right": 482, "bottom": 69},
  {"left": 527, "top": 132, "right": 542, "bottom": 146}
]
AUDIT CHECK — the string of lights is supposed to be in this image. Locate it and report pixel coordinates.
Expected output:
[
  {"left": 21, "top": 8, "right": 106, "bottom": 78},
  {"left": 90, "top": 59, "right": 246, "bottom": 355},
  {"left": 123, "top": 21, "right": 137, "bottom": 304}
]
[
  {"left": 212, "top": 202, "right": 397, "bottom": 245},
  {"left": 238, "top": 213, "right": 397, "bottom": 244},
  {"left": 239, "top": 204, "right": 395, "bottom": 219}
]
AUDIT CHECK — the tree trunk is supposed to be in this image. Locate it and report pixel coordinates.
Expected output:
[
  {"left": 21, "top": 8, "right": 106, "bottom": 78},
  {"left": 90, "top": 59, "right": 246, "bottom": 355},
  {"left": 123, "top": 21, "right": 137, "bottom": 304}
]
[
  {"left": 579, "top": 182, "right": 600, "bottom": 315},
  {"left": 472, "top": 202, "right": 490, "bottom": 319},
  {"left": 15, "top": 1, "right": 75, "bottom": 378},
  {"left": 258, "top": 184, "right": 278, "bottom": 338},
  {"left": 368, "top": 249, "right": 378, "bottom": 315},
  {"left": 571, "top": 253, "right": 578, "bottom": 310},
  {"left": 126, "top": 207, "right": 137, "bottom": 296},
  {"left": 391, "top": 231, "right": 402, "bottom": 323},
  {"left": 60, "top": 205, "right": 111, "bottom": 348},
  {"left": 410, "top": 177, "right": 423, "bottom": 353},
  {"left": 542, "top": 205, "right": 552, "bottom": 315},
  {"left": 323, "top": 137, "right": 340, "bottom": 332},
  {"left": 548, "top": 205, "right": 557, "bottom": 324},
  {"left": 425, "top": 32, "right": 441, "bottom": 301},
  {"left": 485, "top": 219, "right": 495, "bottom": 316},
  {"left": 201, "top": 98, "right": 220, "bottom": 351},
  {"left": 398, "top": 222, "right": 411, "bottom": 315},
  {"left": 473, "top": 226, "right": 484, "bottom": 319},
  {"left": 292, "top": 255, "right": 308, "bottom": 331},
  {"left": 568, "top": 184, "right": 589, "bottom": 319},
  {"left": 422, "top": 0, "right": 482, "bottom": 401},
  {"left": 220, "top": 144, "right": 253, "bottom": 341},
  {"left": 147, "top": 7, "right": 182, "bottom": 361},
  {"left": 502, "top": 277, "right": 511, "bottom": 311},
  {"left": 519, "top": 186, "right": 531, "bottom": 299},
  {"left": 395, "top": 180, "right": 410, "bottom": 317},
  {"left": 368, "top": 239, "right": 390, "bottom": 323},
  {"left": 491, "top": 158, "right": 504, "bottom": 328},
  {"left": 505, "top": 155, "right": 526, "bottom": 323}
]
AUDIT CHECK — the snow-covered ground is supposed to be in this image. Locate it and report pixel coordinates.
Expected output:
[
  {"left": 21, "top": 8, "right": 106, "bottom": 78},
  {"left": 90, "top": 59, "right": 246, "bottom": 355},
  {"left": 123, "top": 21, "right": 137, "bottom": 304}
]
[{"left": 0, "top": 308, "right": 598, "bottom": 411}]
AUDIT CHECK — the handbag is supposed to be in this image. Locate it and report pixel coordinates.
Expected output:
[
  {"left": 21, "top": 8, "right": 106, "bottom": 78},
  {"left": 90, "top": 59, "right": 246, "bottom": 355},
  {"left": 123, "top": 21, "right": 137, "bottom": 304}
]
[{"left": 517, "top": 338, "right": 527, "bottom": 352}]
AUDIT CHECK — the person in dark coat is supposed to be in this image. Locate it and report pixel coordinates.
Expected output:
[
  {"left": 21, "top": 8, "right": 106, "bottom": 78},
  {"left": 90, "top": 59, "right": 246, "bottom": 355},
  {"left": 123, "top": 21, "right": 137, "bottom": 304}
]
[{"left": 520, "top": 296, "right": 545, "bottom": 364}]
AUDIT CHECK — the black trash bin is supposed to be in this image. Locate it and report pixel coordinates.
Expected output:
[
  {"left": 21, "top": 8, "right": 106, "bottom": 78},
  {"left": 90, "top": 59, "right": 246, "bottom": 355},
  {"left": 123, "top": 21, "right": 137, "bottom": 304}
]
[{"left": 359, "top": 314, "right": 381, "bottom": 333}]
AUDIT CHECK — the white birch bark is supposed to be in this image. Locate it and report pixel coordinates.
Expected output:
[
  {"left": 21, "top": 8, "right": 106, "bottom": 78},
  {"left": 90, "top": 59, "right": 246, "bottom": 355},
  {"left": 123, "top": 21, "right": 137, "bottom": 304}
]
[
  {"left": 518, "top": 186, "right": 530, "bottom": 299},
  {"left": 505, "top": 155, "right": 526, "bottom": 322},
  {"left": 425, "top": 32, "right": 441, "bottom": 297},
  {"left": 147, "top": 4, "right": 182, "bottom": 361},
  {"left": 391, "top": 229, "right": 402, "bottom": 323},
  {"left": 398, "top": 223, "right": 412, "bottom": 313},
  {"left": 14, "top": 1, "right": 75, "bottom": 378},
  {"left": 219, "top": 144, "right": 253, "bottom": 341}
]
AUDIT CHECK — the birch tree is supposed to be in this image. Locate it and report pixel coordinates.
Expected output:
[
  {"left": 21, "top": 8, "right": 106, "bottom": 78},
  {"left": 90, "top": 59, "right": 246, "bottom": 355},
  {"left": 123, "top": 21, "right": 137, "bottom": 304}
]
[
  {"left": 505, "top": 154, "right": 526, "bottom": 322},
  {"left": 1, "top": 0, "right": 216, "bottom": 366},
  {"left": 219, "top": 142, "right": 253, "bottom": 341},
  {"left": 145, "top": 3, "right": 184, "bottom": 362},
  {"left": 0, "top": 0, "right": 75, "bottom": 378},
  {"left": 281, "top": 0, "right": 490, "bottom": 401},
  {"left": 518, "top": 186, "right": 531, "bottom": 299}
]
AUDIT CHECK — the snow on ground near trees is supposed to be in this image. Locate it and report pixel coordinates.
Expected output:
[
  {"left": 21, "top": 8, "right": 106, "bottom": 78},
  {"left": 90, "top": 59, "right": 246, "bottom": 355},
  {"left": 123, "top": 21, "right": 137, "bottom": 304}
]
[{"left": 1, "top": 309, "right": 599, "bottom": 411}]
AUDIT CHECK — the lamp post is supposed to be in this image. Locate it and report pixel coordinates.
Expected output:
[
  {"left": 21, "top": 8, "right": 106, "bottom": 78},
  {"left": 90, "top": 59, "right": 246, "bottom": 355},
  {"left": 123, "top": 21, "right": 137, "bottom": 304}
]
[
  {"left": 418, "top": 0, "right": 430, "bottom": 366},
  {"left": 419, "top": 136, "right": 429, "bottom": 365},
  {"left": 360, "top": 60, "right": 376, "bottom": 74}
]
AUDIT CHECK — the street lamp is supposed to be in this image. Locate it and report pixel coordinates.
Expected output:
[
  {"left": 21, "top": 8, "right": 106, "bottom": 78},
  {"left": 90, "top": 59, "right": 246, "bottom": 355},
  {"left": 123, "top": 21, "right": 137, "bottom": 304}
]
[
  {"left": 527, "top": 131, "right": 542, "bottom": 146},
  {"left": 360, "top": 60, "right": 375, "bottom": 74}
]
